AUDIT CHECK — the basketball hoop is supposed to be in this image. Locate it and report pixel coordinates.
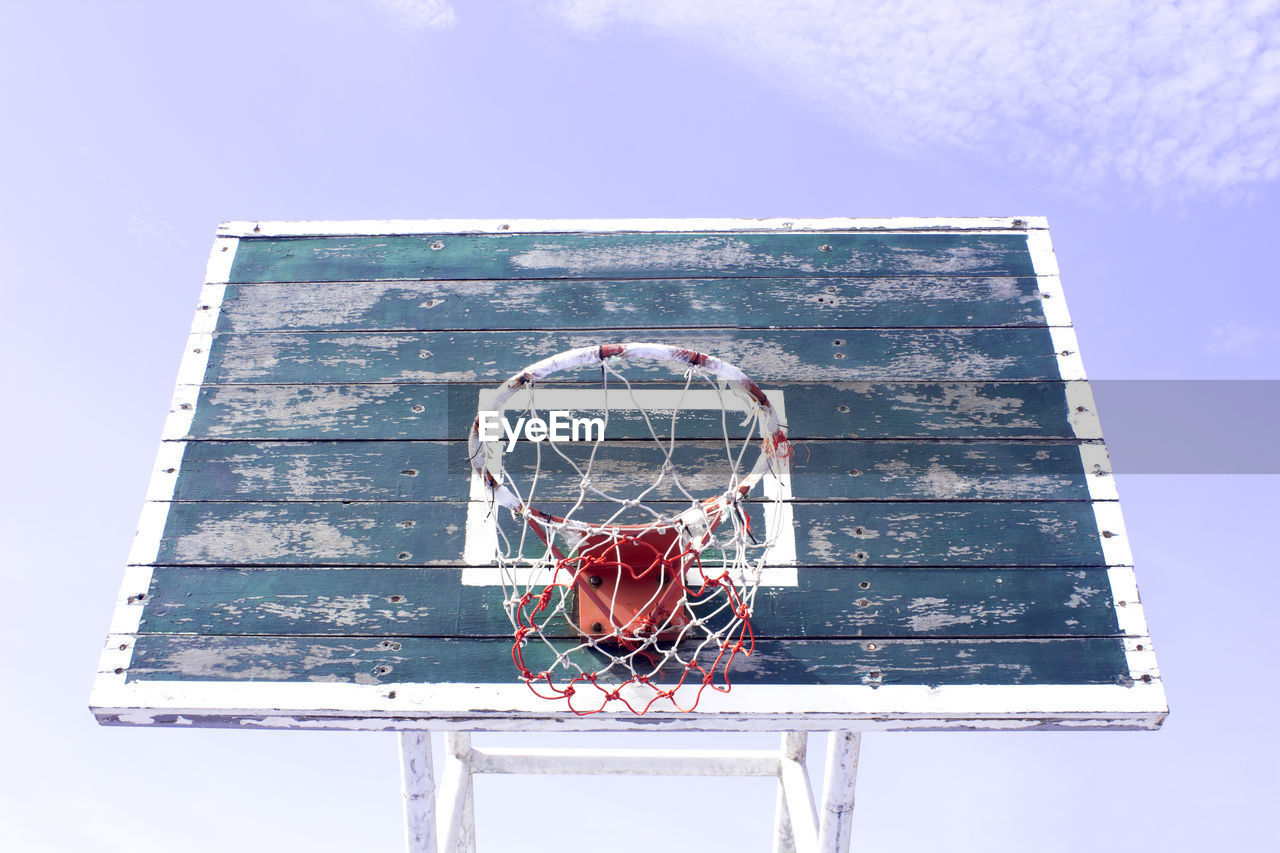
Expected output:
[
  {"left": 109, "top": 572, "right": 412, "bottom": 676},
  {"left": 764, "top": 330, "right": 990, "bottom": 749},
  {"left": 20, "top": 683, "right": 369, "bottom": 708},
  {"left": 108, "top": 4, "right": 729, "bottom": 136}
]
[{"left": 468, "top": 343, "right": 791, "bottom": 714}]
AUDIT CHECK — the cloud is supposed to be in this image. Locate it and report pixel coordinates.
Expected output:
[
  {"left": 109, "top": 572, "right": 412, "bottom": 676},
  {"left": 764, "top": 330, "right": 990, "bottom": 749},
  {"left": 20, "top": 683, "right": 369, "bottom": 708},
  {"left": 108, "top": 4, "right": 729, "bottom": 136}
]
[
  {"left": 538, "top": 0, "right": 1280, "bottom": 195},
  {"left": 376, "top": 0, "right": 457, "bottom": 29},
  {"left": 1208, "top": 323, "right": 1280, "bottom": 353}
]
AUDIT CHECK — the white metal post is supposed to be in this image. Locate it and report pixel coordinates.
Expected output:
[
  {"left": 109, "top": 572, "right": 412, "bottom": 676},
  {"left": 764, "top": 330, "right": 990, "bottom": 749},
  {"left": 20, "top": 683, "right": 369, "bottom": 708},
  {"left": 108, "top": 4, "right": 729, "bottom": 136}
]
[
  {"left": 439, "top": 733, "right": 474, "bottom": 853},
  {"left": 400, "top": 731, "right": 438, "bottom": 853},
  {"left": 817, "top": 731, "right": 862, "bottom": 853},
  {"left": 773, "top": 732, "right": 809, "bottom": 853}
]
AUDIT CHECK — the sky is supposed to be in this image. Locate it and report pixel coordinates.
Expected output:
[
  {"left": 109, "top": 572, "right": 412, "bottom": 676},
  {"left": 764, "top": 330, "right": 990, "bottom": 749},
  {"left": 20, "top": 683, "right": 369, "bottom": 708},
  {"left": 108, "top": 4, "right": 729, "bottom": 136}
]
[{"left": 2, "top": 1, "right": 1278, "bottom": 851}]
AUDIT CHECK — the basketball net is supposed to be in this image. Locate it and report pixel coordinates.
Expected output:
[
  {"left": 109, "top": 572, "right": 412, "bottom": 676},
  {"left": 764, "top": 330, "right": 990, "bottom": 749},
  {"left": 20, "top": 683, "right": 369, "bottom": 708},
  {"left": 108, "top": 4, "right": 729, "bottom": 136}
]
[{"left": 468, "top": 343, "right": 791, "bottom": 715}]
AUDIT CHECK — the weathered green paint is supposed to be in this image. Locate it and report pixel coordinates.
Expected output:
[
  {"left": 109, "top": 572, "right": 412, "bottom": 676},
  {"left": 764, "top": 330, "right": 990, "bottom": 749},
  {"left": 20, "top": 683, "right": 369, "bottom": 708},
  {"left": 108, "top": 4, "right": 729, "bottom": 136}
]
[
  {"left": 171, "top": 440, "right": 1097, "bottom": 502},
  {"left": 228, "top": 233, "right": 1037, "bottom": 283},
  {"left": 125, "top": 633, "right": 1131, "bottom": 687},
  {"left": 215, "top": 276, "right": 1051, "bottom": 333},
  {"left": 202, "top": 328, "right": 1063, "bottom": 384},
  {"left": 185, "top": 381, "right": 1083, "bottom": 441},
  {"left": 139, "top": 566, "right": 1122, "bottom": 638},
  {"left": 152, "top": 500, "right": 1110, "bottom": 567}
]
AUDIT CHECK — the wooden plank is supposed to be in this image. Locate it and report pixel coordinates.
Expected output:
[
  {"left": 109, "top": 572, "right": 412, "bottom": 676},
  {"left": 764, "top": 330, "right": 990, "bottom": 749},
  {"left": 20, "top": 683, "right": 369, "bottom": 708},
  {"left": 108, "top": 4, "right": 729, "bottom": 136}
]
[
  {"left": 170, "top": 440, "right": 1097, "bottom": 502},
  {"left": 213, "top": 277, "right": 1052, "bottom": 333},
  {"left": 227, "top": 233, "right": 1036, "bottom": 283},
  {"left": 201, "top": 328, "right": 1064, "bottom": 384},
  {"left": 218, "top": 216, "right": 1049, "bottom": 237},
  {"left": 122, "top": 634, "right": 1132, "bottom": 687},
  {"left": 182, "top": 381, "right": 1088, "bottom": 441},
  {"left": 137, "top": 566, "right": 1123, "bottom": 638},
  {"left": 148, "top": 500, "right": 1112, "bottom": 567}
]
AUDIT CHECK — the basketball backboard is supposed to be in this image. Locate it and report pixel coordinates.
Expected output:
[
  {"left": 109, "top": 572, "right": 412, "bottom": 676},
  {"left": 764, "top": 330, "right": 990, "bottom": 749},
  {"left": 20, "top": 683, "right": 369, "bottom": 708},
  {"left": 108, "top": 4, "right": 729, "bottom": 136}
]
[{"left": 92, "top": 217, "right": 1166, "bottom": 731}]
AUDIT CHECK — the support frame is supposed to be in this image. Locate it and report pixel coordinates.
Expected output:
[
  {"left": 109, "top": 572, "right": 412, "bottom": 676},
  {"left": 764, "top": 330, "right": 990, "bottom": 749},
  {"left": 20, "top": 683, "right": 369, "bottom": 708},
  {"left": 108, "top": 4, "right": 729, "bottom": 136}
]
[{"left": 400, "top": 729, "right": 862, "bottom": 853}]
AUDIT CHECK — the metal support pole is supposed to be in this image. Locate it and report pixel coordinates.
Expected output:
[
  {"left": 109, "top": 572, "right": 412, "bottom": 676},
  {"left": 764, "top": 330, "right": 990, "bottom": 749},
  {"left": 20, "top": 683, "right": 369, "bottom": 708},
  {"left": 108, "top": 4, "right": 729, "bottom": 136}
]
[
  {"left": 772, "top": 732, "right": 808, "bottom": 853},
  {"left": 817, "top": 731, "right": 862, "bottom": 853},
  {"left": 400, "top": 732, "right": 437, "bottom": 853},
  {"left": 439, "top": 733, "right": 474, "bottom": 853}
]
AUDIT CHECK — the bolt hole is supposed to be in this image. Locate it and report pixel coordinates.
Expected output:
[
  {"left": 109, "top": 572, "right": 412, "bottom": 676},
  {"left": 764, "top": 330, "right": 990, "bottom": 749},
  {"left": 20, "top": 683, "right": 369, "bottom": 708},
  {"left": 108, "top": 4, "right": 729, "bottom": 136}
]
[
  {"left": 397, "top": 552, "right": 411, "bottom": 560},
  {"left": 869, "top": 670, "right": 882, "bottom": 678},
  {"left": 1140, "top": 674, "right": 1152, "bottom": 683},
  {"left": 1135, "top": 644, "right": 1144, "bottom": 651},
  {"left": 114, "top": 667, "right": 124, "bottom": 675},
  {"left": 818, "top": 244, "right": 832, "bottom": 253},
  {"left": 1102, "top": 530, "right": 1114, "bottom": 538},
  {"left": 387, "top": 690, "right": 397, "bottom": 699},
  {"left": 118, "top": 643, "right": 128, "bottom": 651},
  {"left": 179, "top": 403, "right": 192, "bottom": 410},
  {"left": 400, "top": 469, "right": 418, "bottom": 477},
  {"left": 389, "top": 595, "right": 404, "bottom": 603},
  {"left": 854, "top": 551, "right": 868, "bottom": 560},
  {"left": 859, "top": 581, "right": 870, "bottom": 589},
  {"left": 837, "top": 405, "right": 850, "bottom": 413},
  {"left": 411, "top": 405, "right": 425, "bottom": 413},
  {"left": 833, "top": 339, "right": 845, "bottom": 346},
  {"left": 866, "top": 643, "right": 877, "bottom": 651},
  {"left": 373, "top": 665, "right": 392, "bottom": 676},
  {"left": 854, "top": 527, "right": 865, "bottom": 535},
  {"left": 164, "top": 467, "right": 176, "bottom": 474},
  {"left": 430, "top": 240, "right": 445, "bottom": 250},
  {"left": 399, "top": 520, "right": 415, "bottom": 528},
  {"left": 848, "top": 468, "right": 861, "bottom": 476},
  {"left": 834, "top": 352, "right": 845, "bottom": 359},
  {"left": 857, "top": 598, "right": 870, "bottom": 607}
]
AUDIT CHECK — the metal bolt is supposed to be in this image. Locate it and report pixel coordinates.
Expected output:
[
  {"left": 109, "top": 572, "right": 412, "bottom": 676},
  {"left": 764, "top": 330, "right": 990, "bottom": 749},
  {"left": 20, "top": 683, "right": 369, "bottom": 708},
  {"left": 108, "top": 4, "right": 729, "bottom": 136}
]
[
  {"left": 587, "top": 575, "right": 602, "bottom": 587},
  {"left": 591, "top": 622, "right": 604, "bottom": 633}
]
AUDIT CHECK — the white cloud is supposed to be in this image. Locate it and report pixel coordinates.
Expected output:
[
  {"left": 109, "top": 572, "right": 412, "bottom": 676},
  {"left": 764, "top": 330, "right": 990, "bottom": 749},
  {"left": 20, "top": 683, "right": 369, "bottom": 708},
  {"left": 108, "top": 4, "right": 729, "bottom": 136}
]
[
  {"left": 538, "top": 0, "right": 1280, "bottom": 195},
  {"left": 1208, "top": 323, "right": 1280, "bottom": 353},
  {"left": 376, "top": 0, "right": 457, "bottom": 29}
]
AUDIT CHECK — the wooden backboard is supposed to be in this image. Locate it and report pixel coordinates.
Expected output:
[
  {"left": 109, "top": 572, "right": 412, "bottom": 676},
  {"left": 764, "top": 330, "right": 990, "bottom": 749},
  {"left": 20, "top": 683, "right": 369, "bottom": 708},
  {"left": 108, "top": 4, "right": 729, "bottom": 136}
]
[{"left": 91, "top": 218, "right": 1166, "bottom": 731}]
